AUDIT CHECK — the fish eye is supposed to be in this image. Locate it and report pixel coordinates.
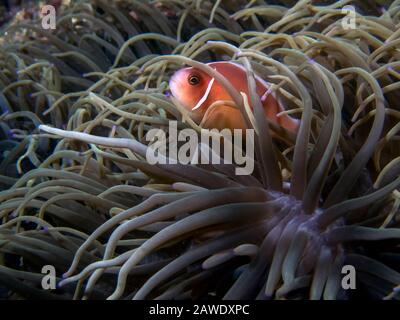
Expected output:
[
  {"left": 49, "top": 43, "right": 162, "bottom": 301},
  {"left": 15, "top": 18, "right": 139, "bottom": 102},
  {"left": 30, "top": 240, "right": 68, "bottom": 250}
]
[{"left": 188, "top": 75, "right": 200, "bottom": 85}]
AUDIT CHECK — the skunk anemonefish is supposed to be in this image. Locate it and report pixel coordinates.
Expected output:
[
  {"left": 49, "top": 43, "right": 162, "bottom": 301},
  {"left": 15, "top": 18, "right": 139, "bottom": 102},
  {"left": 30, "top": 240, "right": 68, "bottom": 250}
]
[{"left": 169, "top": 61, "right": 299, "bottom": 133}]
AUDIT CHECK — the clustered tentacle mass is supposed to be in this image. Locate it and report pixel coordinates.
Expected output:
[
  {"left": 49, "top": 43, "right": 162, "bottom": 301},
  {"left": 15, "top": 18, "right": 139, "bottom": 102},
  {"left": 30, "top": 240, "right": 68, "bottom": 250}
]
[{"left": 0, "top": 0, "right": 400, "bottom": 300}]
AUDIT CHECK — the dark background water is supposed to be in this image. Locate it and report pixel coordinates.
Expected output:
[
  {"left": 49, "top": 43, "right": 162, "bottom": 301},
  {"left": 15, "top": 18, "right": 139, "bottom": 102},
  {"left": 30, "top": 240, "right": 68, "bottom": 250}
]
[{"left": 0, "top": 0, "right": 394, "bottom": 27}]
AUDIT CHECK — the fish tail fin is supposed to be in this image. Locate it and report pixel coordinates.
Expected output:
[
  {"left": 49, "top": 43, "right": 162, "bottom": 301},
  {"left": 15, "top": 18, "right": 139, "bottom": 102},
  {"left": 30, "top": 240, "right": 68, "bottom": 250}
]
[
  {"left": 279, "top": 114, "right": 300, "bottom": 133},
  {"left": 262, "top": 93, "right": 299, "bottom": 134}
]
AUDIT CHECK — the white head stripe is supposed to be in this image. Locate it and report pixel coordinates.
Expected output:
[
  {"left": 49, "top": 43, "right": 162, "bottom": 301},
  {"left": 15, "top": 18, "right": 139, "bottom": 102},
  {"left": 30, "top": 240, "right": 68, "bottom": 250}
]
[{"left": 192, "top": 77, "right": 215, "bottom": 111}]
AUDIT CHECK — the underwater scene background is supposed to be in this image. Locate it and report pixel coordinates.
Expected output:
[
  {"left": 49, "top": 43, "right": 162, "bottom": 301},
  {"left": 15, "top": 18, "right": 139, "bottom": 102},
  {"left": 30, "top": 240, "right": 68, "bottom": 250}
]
[{"left": 0, "top": 0, "right": 400, "bottom": 300}]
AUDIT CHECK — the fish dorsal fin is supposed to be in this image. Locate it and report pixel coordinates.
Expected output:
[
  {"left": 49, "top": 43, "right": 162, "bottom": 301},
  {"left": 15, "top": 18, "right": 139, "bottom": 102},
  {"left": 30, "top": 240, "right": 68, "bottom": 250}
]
[{"left": 192, "top": 77, "right": 215, "bottom": 111}]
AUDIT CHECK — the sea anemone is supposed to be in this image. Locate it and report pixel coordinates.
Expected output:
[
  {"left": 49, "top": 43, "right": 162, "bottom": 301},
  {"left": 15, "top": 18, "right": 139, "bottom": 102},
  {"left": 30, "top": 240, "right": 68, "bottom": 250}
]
[{"left": 0, "top": 0, "right": 400, "bottom": 300}]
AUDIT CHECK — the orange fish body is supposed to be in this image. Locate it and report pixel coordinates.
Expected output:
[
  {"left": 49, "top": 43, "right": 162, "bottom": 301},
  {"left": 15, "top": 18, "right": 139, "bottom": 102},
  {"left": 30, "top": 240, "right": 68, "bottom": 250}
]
[{"left": 169, "top": 61, "right": 299, "bottom": 133}]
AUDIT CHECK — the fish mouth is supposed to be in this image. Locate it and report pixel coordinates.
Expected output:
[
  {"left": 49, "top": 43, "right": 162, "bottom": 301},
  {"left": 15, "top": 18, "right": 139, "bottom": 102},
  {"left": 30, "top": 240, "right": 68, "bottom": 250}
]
[
  {"left": 168, "top": 77, "right": 189, "bottom": 109},
  {"left": 168, "top": 76, "right": 179, "bottom": 98}
]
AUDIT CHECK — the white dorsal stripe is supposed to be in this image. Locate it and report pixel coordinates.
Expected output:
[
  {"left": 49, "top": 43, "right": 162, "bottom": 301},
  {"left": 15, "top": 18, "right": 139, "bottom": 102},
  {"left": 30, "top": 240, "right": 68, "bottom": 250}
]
[{"left": 192, "top": 77, "right": 215, "bottom": 111}]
